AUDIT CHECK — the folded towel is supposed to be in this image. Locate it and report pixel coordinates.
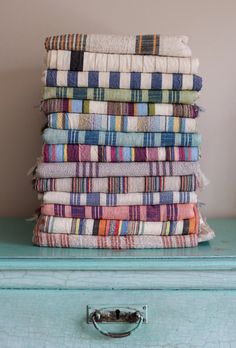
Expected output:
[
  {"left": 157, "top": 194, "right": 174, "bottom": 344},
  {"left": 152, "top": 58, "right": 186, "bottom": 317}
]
[
  {"left": 43, "top": 70, "right": 202, "bottom": 91},
  {"left": 43, "top": 87, "right": 199, "bottom": 104},
  {"left": 33, "top": 230, "right": 199, "bottom": 248},
  {"left": 43, "top": 129, "right": 201, "bottom": 147},
  {"left": 41, "top": 99, "right": 200, "bottom": 118},
  {"left": 36, "top": 215, "right": 198, "bottom": 236},
  {"left": 32, "top": 210, "right": 215, "bottom": 248},
  {"left": 47, "top": 51, "right": 198, "bottom": 73},
  {"left": 34, "top": 175, "right": 197, "bottom": 193},
  {"left": 36, "top": 161, "right": 199, "bottom": 178},
  {"left": 41, "top": 203, "right": 196, "bottom": 221},
  {"left": 45, "top": 34, "right": 192, "bottom": 57},
  {"left": 42, "top": 191, "right": 197, "bottom": 206},
  {"left": 42, "top": 144, "right": 200, "bottom": 162},
  {"left": 48, "top": 113, "right": 197, "bottom": 132}
]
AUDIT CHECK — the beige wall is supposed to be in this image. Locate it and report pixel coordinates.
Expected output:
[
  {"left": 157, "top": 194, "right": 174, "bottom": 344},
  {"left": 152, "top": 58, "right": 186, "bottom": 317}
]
[{"left": 0, "top": 0, "right": 235, "bottom": 218}]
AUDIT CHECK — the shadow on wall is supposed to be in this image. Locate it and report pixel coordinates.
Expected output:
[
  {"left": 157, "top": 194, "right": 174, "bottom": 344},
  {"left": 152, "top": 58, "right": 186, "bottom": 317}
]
[{"left": 0, "top": 68, "right": 43, "bottom": 217}]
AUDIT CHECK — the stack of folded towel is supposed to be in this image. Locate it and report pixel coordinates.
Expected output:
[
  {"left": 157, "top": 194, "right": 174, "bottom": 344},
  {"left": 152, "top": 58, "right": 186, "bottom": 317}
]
[{"left": 32, "top": 33, "right": 214, "bottom": 249}]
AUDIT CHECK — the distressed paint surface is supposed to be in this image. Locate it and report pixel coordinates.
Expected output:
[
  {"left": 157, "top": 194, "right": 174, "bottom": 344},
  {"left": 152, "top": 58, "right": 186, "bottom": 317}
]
[{"left": 0, "top": 290, "right": 236, "bottom": 348}]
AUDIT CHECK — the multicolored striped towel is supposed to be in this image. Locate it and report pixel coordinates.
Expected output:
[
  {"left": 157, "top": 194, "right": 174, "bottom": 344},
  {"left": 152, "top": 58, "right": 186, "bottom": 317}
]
[
  {"left": 32, "top": 213, "right": 215, "bottom": 248},
  {"left": 43, "top": 87, "right": 199, "bottom": 104},
  {"left": 48, "top": 113, "right": 197, "bottom": 133},
  {"left": 43, "top": 70, "right": 202, "bottom": 91},
  {"left": 45, "top": 34, "right": 192, "bottom": 57},
  {"left": 41, "top": 99, "right": 200, "bottom": 118},
  {"left": 36, "top": 215, "right": 198, "bottom": 236},
  {"left": 42, "top": 144, "right": 200, "bottom": 162},
  {"left": 34, "top": 175, "right": 197, "bottom": 194},
  {"left": 41, "top": 203, "right": 197, "bottom": 221},
  {"left": 36, "top": 161, "right": 200, "bottom": 178},
  {"left": 47, "top": 51, "right": 198, "bottom": 74},
  {"left": 43, "top": 129, "right": 201, "bottom": 147},
  {"left": 42, "top": 191, "right": 197, "bottom": 206},
  {"left": 33, "top": 230, "right": 199, "bottom": 248}
]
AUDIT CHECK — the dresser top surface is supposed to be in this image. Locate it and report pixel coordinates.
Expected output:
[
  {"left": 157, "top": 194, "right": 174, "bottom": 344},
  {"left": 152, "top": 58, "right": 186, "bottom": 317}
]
[{"left": 0, "top": 218, "right": 235, "bottom": 261}]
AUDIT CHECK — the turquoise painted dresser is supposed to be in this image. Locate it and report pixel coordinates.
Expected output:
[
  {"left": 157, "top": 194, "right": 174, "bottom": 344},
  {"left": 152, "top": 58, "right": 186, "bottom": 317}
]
[{"left": 0, "top": 218, "right": 236, "bottom": 348}]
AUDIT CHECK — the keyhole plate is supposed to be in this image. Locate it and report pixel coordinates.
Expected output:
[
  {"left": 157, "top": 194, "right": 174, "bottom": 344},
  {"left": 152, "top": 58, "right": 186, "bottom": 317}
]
[{"left": 87, "top": 304, "right": 148, "bottom": 324}]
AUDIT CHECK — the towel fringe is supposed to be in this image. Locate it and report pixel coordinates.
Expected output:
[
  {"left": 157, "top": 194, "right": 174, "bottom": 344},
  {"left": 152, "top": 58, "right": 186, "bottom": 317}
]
[
  {"left": 196, "top": 168, "right": 210, "bottom": 190},
  {"left": 198, "top": 211, "right": 215, "bottom": 243},
  {"left": 27, "top": 157, "right": 42, "bottom": 176},
  {"left": 199, "top": 106, "right": 205, "bottom": 112}
]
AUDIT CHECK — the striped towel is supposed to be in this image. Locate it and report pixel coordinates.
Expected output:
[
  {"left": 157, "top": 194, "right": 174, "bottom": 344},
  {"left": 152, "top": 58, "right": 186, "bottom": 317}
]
[
  {"left": 36, "top": 215, "right": 198, "bottom": 236},
  {"left": 41, "top": 99, "right": 200, "bottom": 118},
  {"left": 47, "top": 51, "right": 198, "bottom": 74},
  {"left": 41, "top": 203, "right": 197, "bottom": 221},
  {"left": 33, "top": 230, "right": 199, "bottom": 249},
  {"left": 36, "top": 161, "right": 200, "bottom": 178},
  {"left": 43, "top": 87, "right": 199, "bottom": 104},
  {"left": 42, "top": 191, "right": 198, "bottom": 206},
  {"left": 45, "top": 34, "right": 192, "bottom": 57},
  {"left": 48, "top": 113, "right": 197, "bottom": 133},
  {"left": 43, "top": 129, "right": 201, "bottom": 147},
  {"left": 34, "top": 175, "right": 197, "bottom": 194},
  {"left": 42, "top": 144, "right": 200, "bottom": 162},
  {"left": 43, "top": 70, "right": 202, "bottom": 91}
]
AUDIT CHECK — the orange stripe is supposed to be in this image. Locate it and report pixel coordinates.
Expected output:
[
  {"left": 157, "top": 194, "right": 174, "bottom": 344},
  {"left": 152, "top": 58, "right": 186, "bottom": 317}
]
[
  {"left": 99, "top": 219, "right": 107, "bottom": 236},
  {"left": 61, "top": 35, "right": 65, "bottom": 50},
  {"left": 139, "top": 33, "right": 142, "bottom": 54},
  {"left": 69, "top": 34, "right": 73, "bottom": 50},
  {"left": 189, "top": 216, "right": 196, "bottom": 234},
  {"left": 153, "top": 34, "right": 157, "bottom": 55},
  {"left": 77, "top": 34, "right": 81, "bottom": 51}
]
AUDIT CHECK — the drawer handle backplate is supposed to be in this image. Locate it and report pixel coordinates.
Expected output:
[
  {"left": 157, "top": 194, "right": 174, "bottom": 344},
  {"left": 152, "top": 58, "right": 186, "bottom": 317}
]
[{"left": 87, "top": 305, "right": 147, "bottom": 339}]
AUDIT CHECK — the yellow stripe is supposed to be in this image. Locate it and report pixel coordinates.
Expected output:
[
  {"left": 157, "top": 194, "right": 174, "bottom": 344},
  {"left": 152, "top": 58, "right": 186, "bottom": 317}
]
[
  {"left": 166, "top": 221, "right": 170, "bottom": 235},
  {"left": 118, "top": 221, "right": 122, "bottom": 236},
  {"left": 116, "top": 116, "right": 121, "bottom": 131},
  {"left": 173, "top": 117, "right": 179, "bottom": 132},
  {"left": 75, "top": 218, "right": 80, "bottom": 235},
  {"left": 132, "top": 147, "right": 135, "bottom": 161},
  {"left": 58, "top": 113, "right": 63, "bottom": 129},
  {"left": 64, "top": 144, "right": 67, "bottom": 161}
]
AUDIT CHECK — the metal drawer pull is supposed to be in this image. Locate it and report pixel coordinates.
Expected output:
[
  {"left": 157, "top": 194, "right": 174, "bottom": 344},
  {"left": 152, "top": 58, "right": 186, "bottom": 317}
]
[{"left": 88, "top": 305, "right": 147, "bottom": 338}]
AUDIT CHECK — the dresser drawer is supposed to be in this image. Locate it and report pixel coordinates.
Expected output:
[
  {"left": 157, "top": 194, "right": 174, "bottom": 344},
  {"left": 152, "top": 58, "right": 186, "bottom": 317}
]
[{"left": 0, "top": 289, "right": 236, "bottom": 348}]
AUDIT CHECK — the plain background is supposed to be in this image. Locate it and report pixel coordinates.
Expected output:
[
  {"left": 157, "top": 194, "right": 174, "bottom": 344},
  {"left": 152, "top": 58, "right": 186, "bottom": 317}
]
[{"left": 0, "top": 0, "right": 235, "bottom": 218}]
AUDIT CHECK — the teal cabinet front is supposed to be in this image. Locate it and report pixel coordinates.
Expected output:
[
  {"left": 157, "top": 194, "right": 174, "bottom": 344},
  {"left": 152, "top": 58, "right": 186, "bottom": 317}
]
[{"left": 1, "top": 289, "right": 236, "bottom": 347}]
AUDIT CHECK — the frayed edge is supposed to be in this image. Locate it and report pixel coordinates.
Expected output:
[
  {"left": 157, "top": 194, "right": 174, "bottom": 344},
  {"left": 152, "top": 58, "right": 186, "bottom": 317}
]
[
  {"left": 26, "top": 157, "right": 42, "bottom": 176},
  {"left": 196, "top": 168, "right": 210, "bottom": 191},
  {"left": 199, "top": 106, "right": 206, "bottom": 112},
  {"left": 198, "top": 211, "right": 215, "bottom": 243}
]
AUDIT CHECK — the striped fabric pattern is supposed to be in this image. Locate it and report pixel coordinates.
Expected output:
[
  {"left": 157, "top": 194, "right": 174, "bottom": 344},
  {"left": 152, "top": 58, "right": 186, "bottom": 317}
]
[
  {"left": 43, "top": 129, "right": 201, "bottom": 147},
  {"left": 47, "top": 51, "right": 198, "bottom": 74},
  {"left": 48, "top": 113, "right": 197, "bottom": 133},
  {"left": 44, "top": 34, "right": 192, "bottom": 57},
  {"left": 42, "top": 191, "right": 198, "bottom": 206},
  {"left": 41, "top": 99, "right": 200, "bottom": 118},
  {"left": 34, "top": 175, "right": 197, "bottom": 194},
  {"left": 37, "top": 215, "right": 197, "bottom": 236},
  {"left": 43, "top": 70, "right": 202, "bottom": 91},
  {"left": 42, "top": 144, "right": 200, "bottom": 163},
  {"left": 36, "top": 161, "right": 199, "bottom": 178},
  {"left": 33, "top": 231, "right": 199, "bottom": 249},
  {"left": 41, "top": 203, "right": 197, "bottom": 221},
  {"left": 43, "top": 87, "right": 199, "bottom": 104}
]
